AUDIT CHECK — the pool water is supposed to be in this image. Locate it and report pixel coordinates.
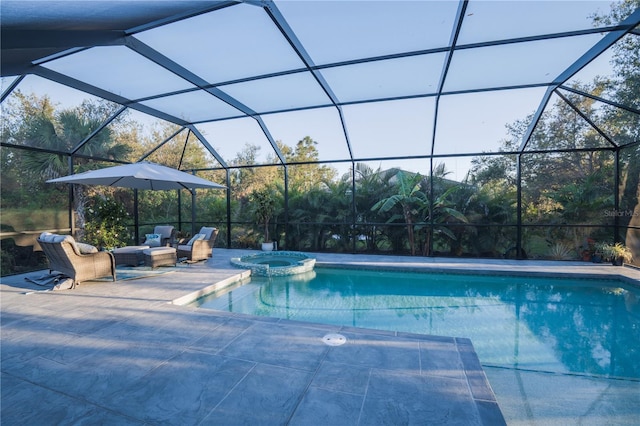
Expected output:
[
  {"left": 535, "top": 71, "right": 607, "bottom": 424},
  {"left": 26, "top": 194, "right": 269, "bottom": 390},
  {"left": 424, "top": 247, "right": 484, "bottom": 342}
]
[{"left": 194, "top": 267, "right": 640, "bottom": 380}]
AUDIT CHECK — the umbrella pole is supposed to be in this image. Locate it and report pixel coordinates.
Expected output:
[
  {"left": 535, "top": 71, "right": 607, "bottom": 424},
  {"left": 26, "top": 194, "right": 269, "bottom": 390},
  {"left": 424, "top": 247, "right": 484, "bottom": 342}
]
[
  {"left": 69, "top": 185, "right": 75, "bottom": 237},
  {"left": 177, "top": 190, "right": 182, "bottom": 235},
  {"left": 191, "top": 189, "right": 196, "bottom": 236},
  {"left": 67, "top": 158, "right": 75, "bottom": 237},
  {"left": 134, "top": 190, "right": 140, "bottom": 244}
]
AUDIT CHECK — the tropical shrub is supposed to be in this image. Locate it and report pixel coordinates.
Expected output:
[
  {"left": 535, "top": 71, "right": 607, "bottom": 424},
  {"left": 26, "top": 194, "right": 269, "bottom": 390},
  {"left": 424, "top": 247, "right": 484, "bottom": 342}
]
[{"left": 83, "top": 196, "right": 131, "bottom": 249}]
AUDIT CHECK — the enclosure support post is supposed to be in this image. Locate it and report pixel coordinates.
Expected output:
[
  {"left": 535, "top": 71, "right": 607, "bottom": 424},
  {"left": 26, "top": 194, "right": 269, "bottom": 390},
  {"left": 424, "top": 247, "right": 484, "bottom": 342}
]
[
  {"left": 516, "top": 154, "right": 523, "bottom": 259},
  {"left": 226, "top": 169, "right": 232, "bottom": 249},
  {"left": 428, "top": 156, "right": 435, "bottom": 257},
  {"left": 352, "top": 161, "right": 357, "bottom": 254},
  {"left": 614, "top": 148, "right": 621, "bottom": 243},
  {"left": 284, "top": 165, "right": 289, "bottom": 251}
]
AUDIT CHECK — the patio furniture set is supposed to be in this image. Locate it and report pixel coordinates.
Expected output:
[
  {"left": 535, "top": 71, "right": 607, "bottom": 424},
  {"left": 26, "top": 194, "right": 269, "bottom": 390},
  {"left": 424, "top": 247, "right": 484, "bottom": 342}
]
[
  {"left": 37, "top": 226, "right": 218, "bottom": 285},
  {"left": 111, "top": 225, "right": 219, "bottom": 267},
  {"left": 112, "top": 225, "right": 178, "bottom": 268}
]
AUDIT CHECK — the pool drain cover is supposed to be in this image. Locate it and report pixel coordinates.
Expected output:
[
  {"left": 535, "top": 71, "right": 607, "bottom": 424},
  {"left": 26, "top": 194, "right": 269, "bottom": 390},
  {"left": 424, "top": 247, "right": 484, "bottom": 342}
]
[{"left": 322, "top": 333, "right": 346, "bottom": 346}]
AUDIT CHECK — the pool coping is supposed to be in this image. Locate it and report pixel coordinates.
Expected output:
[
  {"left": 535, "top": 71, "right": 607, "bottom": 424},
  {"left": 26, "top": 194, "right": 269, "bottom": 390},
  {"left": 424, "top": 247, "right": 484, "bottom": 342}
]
[
  {"left": 171, "top": 269, "right": 251, "bottom": 306},
  {"left": 315, "top": 261, "right": 640, "bottom": 288}
]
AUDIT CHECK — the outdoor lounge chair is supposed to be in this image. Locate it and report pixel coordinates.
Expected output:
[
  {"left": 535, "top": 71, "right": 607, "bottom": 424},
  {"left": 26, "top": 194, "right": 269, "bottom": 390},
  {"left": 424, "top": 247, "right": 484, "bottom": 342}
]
[
  {"left": 142, "top": 225, "right": 175, "bottom": 247},
  {"left": 38, "top": 233, "right": 116, "bottom": 287},
  {"left": 177, "top": 227, "right": 218, "bottom": 261}
]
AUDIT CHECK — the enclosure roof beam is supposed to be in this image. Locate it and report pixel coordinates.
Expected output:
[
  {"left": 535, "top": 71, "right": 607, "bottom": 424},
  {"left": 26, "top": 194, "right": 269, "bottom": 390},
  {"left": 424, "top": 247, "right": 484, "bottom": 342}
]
[
  {"left": 125, "top": 1, "right": 241, "bottom": 35},
  {"left": 260, "top": 0, "right": 354, "bottom": 161},
  {"left": 125, "top": 36, "right": 259, "bottom": 118},
  {"left": 558, "top": 85, "right": 640, "bottom": 116},
  {"left": 0, "top": 75, "right": 24, "bottom": 103},
  {"left": 31, "top": 66, "right": 190, "bottom": 126},
  {"left": 186, "top": 125, "right": 229, "bottom": 169},
  {"left": 555, "top": 90, "right": 618, "bottom": 148},
  {"left": 430, "top": 0, "right": 468, "bottom": 157},
  {"left": 71, "top": 106, "right": 129, "bottom": 155},
  {"left": 138, "top": 126, "right": 187, "bottom": 162},
  {"left": 519, "top": 7, "right": 640, "bottom": 152},
  {"left": 124, "top": 35, "right": 284, "bottom": 165}
]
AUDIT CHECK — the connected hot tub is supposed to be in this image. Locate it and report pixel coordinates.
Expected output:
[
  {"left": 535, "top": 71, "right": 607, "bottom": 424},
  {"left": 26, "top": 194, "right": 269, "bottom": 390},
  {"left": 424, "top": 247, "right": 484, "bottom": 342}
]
[{"left": 230, "top": 251, "right": 316, "bottom": 277}]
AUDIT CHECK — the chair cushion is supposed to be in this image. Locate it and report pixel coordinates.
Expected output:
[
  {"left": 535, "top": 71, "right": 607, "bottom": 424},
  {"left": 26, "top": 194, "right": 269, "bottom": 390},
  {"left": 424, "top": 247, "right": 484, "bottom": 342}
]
[
  {"left": 143, "top": 247, "right": 176, "bottom": 256},
  {"left": 52, "top": 235, "right": 68, "bottom": 243},
  {"left": 76, "top": 242, "right": 98, "bottom": 254},
  {"left": 113, "top": 245, "right": 149, "bottom": 253},
  {"left": 39, "top": 232, "right": 54, "bottom": 242},
  {"left": 154, "top": 226, "right": 174, "bottom": 239},
  {"left": 39, "top": 232, "right": 60, "bottom": 243},
  {"left": 52, "top": 234, "right": 81, "bottom": 254},
  {"left": 199, "top": 227, "right": 216, "bottom": 240},
  {"left": 187, "top": 233, "right": 206, "bottom": 246},
  {"left": 39, "top": 233, "right": 78, "bottom": 251},
  {"left": 144, "top": 233, "right": 162, "bottom": 247}
]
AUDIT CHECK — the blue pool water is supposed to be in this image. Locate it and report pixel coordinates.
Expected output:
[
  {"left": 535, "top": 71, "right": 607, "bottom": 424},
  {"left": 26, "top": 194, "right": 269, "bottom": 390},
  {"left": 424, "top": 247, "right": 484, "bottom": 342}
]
[{"left": 194, "top": 267, "right": 640, "bottom": 380}]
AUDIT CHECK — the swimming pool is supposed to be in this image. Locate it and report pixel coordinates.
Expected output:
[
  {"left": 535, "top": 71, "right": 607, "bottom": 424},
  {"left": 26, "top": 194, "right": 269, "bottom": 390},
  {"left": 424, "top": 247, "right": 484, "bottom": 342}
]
[{"left": 193, "top": 267, "right": 640, "bottom": 380}]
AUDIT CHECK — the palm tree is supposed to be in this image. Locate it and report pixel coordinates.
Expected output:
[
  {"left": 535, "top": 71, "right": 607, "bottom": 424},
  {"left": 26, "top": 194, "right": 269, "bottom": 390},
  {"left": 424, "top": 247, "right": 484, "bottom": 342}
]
[
  {"left": 17, "top": 95, "right": 131, "bottom": 236},
  {"left": 353, "top": 163, "right": 384, "bottom": 251},
  {"left": 317, "top": 178, "right": 352, "bottom": 251},
  {"left": 420, "top": 185, "right": 469, "bottom": 256},
  {"left": 371, "top": 170, "right": 426, "bottom": 255}
]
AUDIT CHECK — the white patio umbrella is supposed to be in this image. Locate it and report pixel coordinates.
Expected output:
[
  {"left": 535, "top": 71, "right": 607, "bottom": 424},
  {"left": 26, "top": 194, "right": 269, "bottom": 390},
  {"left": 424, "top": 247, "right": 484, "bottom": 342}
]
[
  {"left": 47, "top": 161, "right": 226, "bottom": 190},
  {"left": 48, "top": 161, "right": 226, "bottom": 241}
]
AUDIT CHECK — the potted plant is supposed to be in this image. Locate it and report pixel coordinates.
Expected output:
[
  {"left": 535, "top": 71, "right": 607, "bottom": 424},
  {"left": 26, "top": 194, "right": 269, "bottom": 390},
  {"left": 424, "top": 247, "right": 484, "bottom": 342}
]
[
  {"left": 250, "top": 187, "right": 277, "bottom": 251},
  {"left": 597, "top": 242, "right": 633, "bottom": 266},
  {"left": 581, "top": 238, "right": 598, "bottom": 262},
  {"left": 591, "top": 248, "right": 603, "bottom": 263}
]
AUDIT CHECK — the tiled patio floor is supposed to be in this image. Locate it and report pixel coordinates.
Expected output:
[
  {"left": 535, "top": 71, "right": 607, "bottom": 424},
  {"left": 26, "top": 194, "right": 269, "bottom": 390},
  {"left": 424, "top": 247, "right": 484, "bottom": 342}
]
[{"left": 2, "top": 249, "right": 639, "bottom": 425}]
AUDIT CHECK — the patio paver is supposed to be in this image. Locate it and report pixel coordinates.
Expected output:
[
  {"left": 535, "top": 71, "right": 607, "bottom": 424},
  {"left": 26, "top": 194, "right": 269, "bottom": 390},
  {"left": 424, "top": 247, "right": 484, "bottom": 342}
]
[{"left": 3, "top": 249, "right": 638, "bottom": 425}]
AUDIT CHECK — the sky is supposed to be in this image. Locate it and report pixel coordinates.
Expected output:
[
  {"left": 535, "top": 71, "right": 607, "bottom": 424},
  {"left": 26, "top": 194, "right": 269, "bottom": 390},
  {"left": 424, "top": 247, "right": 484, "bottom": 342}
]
[{"left": 1, "top": 0, "right": 622, "bottom": 181}]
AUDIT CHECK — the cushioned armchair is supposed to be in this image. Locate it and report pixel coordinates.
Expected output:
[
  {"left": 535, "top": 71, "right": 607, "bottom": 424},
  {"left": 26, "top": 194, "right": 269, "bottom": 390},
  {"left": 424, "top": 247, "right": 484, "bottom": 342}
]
[
  {"left": 177, "top": 227, "right": 218, "bottom": 261},
  {"left": 142, "top": 225, "right": 175, "bottom": 247},
  {"left": 38, "top": 233, "right": 116, "bottom": 287}
]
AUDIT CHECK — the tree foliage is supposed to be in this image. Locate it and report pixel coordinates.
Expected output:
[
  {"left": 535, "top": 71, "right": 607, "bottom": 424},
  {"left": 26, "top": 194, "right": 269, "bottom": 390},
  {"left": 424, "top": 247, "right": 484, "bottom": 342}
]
[
  {"left": 1, "top": 1, "right": 638, "bottom": 273},
  {"left": 1, "top": 92, "right": 132, "bottom": 233},
  {"left": 84, "top": 196, "right": 131, "bottom": 249}
]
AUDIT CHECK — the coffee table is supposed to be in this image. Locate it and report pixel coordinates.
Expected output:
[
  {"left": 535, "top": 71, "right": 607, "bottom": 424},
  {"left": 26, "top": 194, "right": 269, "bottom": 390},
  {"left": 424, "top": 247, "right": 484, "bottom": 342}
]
[{"left": 112, "top": 245, "right": 150, "bottom": 266}]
